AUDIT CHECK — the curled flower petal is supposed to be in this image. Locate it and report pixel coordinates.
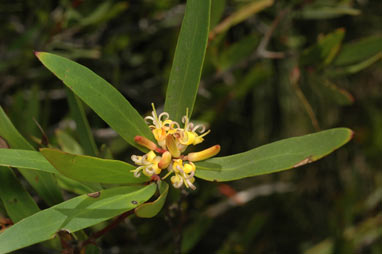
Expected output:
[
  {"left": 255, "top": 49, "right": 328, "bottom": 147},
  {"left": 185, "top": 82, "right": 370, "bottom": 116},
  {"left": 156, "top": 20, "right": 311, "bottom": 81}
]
[{"left": 171, "top": 174, "right": 183, "bottom": 188}]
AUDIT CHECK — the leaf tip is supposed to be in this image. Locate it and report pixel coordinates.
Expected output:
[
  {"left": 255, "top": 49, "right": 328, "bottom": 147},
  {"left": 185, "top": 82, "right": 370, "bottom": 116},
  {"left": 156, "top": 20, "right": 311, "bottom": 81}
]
[
  {"left": 34, "top": 51, "right": 41, "bottom": 58},
  {"left": 349, "top": 129, "right": 355, "bottom": 141}
]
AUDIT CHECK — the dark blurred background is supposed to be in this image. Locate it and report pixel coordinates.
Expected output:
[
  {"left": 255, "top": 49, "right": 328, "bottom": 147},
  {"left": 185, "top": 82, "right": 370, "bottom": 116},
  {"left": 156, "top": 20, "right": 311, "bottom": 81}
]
[{"left": 0, "top": 0, "right": 381, "bottom": 253}]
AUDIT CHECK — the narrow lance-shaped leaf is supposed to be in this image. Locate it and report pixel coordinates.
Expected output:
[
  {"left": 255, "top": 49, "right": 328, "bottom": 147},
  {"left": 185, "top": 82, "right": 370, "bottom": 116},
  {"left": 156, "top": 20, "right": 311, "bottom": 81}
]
[
  {"left": 300, "top": 28, "right": 345, "bottom": 67},
  {"left": 0, "top": 149, "right": 58, "bottom": 174},
  {"left": 164, "top": 0, "right": 211, "bottom": 123},
  {"left": 329, "top": 52, "right": 382, "bottom": 76},
  {"left": 0, "top": 107, "right": 34, "bottom": 150},
  {"left": 333, "top": 35, "right": 382, "bottom": 66},
  {"left": 55, "top": 130, "right": 103, "bottom": 193},
  {"left": 135, "top": 181, "right": 169, "bottom": 218},
  {"left": 0, "top": 137, "right": 39, "bottom": 222},
  {"left": 209, "top": 0, "right": 273, "bottom": 39},
  {"left": 310, "top": 75, "right": 354, "bottom": 105},
  {"left": 66, "top": 89, "right": 98, "bottom": 156},
  {"left": 0, "top": 166, "right": 40, "bottom": 223},
  {"left": 35, "top": 52, "right": 153, "bottom": 151},
  {"left": 0, "top": 184, "right": 156, "bottom": 254},
  {"left": 40, "top": 148, "right": 149, "bottom": 184},
  {"left": 0, "top": 107, "right": 63, "bottom": 206},
  {"left": 195, "top": 128, "right": 353, "bottom": 181},
  {"left": 296, "top": 5, "right": 360, "bottom": 20}
]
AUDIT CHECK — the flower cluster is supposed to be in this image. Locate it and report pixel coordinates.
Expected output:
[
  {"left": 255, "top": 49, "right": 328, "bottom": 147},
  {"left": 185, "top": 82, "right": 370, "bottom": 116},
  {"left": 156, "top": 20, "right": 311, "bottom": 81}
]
[{"left": 131, "top": 104, "right": 220, "bottom": 190}]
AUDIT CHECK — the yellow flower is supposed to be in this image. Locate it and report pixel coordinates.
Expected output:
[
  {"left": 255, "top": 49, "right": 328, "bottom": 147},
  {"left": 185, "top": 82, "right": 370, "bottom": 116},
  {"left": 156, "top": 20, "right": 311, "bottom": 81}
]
[
  {"left": 177, "top": 109, "right": 210, "bottom": 147},
  {"left": 144, "top": 103, "right": 178, "bottom": 148},
  {"left": 168, "top": 159, "right": 196, "bottom": 190},
  {"left": 131, "top": 104, "right": 220, "bottom": 190},
  {"left": 130, "top": 151, "right": 161, "bottom": 177}
]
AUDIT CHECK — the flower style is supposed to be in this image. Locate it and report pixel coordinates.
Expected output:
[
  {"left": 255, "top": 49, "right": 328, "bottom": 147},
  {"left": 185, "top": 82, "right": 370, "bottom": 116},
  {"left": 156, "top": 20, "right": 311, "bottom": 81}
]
[{"left": 131, "top": 104, "right": 220, "bottom": 190}]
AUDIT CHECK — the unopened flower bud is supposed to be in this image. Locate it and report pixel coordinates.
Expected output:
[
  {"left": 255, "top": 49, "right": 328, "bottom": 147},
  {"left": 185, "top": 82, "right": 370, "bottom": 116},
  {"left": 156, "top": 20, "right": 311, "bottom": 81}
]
[
  {"left": 187, "top": 145, "right": 220, "bottom": 162},
  {"left": 134, "top": 136, "right": 158, "bottom": 151},
  {"left": 158, "top": 151, "right": 172, "bottom": 169}
]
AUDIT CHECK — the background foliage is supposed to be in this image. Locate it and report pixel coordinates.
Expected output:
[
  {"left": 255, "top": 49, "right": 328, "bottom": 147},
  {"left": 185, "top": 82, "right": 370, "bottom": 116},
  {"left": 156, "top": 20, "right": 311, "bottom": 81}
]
[{"left": 0, "top": 0, "right": 381, "bottom": 253}]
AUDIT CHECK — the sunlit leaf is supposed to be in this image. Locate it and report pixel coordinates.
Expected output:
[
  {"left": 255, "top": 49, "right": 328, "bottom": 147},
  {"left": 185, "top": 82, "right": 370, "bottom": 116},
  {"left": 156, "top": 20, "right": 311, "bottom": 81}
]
[
  {"left": 195, "top": 128, "right": 353, "bottom": 181},
  {"left": 0, "top": 149, "right": 58, "bottom": 174},
  {"left": 0, "top": 184, "right": 156, "bottom": 254},
  {"left": 40, "top": 148, "right": 148, "bottom": 184},
  {"left": 164, "top": 0, "right": 211, "bottom": 123},
  {"left": 35, "top": 52, "right": 153, "bottom": 152},
  {"left": 57, "top": 174, "right": 102, "bottom": 195}
]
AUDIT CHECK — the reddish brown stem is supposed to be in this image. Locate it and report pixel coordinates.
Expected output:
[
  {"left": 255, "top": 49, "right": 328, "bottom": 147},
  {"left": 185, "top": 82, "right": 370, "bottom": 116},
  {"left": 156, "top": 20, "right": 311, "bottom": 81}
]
[{"left": 80, "top": 210, "right": 134, "bottom": 250}]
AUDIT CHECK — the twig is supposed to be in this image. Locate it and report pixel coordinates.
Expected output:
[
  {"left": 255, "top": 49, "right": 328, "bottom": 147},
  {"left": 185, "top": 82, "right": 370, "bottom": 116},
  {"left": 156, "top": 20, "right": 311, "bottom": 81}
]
[
  {"left": 290, "top": 67, "right": 320, "bottom": 131},
  {"left": 80, "top": 210, "right": 134, "bottom": 251},
  {"left": 256, "top": 9, "right": 288, "bottom": 59}
]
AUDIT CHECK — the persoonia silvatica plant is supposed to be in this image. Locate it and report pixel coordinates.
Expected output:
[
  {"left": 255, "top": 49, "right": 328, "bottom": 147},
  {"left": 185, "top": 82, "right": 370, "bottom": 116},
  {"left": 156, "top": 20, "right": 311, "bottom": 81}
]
[{"left": 0, "top": 1, "right": 353, "bottom": 253}]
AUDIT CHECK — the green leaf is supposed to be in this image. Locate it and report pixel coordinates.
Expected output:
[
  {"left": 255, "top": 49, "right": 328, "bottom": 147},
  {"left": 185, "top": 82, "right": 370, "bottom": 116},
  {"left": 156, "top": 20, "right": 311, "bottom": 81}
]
[
  {"left": 0, "top": 149, "right": 58, "bottom": 174},
  {"left": 311, "top": 76, "right": 354, "bottom": 105},
  {"left": 66, "top": 89, "right": 98, "bottom": 156},
  {"left": 195, "top": 128, "right": 353, "bottom": 181},
  {"left": 296, "top": 6, "right": 360, "bottom": 20},
  {"left": 55, "top": 130, "right": 104, "bottom": 192},
  {"left": 209, "top": 0, "right": 273, "bottom": 39},
  {"left": 35, "top": 52, "right": 153, "bottom": 152},
  {"left": 79, "top": 1, "right": 128, "bottom": 27},
  {"left": 0, "top": 184, "right": 156, "bottom": 254},
  {"left": 135, "top": 181, "right": 169, "bottom": 218},
  {"left": 330, "top": 52, "right": 382, "bottom": 76},
  {"left": 218, "top": 34, "right": 259, "bottom": 70},
  {"left": 333, "top": 35, "right": 382, "bottom": 66},
  {"left": 56, "top": 129, "right": 85, "bottom": 155},
  {"left": 164, "top": 0, "right": 211, "bottom": 123},
  {"left": 300, "top": 28, "right": 345, "bottom": 67},
  {"left": 57, "top": 174, "right": 102, "bottom": 195},
  {"left": 0, "top": 166, "right": 40, "bottom": 223},
  {"left": 210, "top": 0, "right": 226, "bottom": 29},
  {"left": 40, "top": 148, "right": 149, "bottom": 184},
  {"left": 0, "top": 107, "right": 34, "bottom": 150},
  {"left": 0, "top": 107, "right": 63, "bottom": 206}
]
